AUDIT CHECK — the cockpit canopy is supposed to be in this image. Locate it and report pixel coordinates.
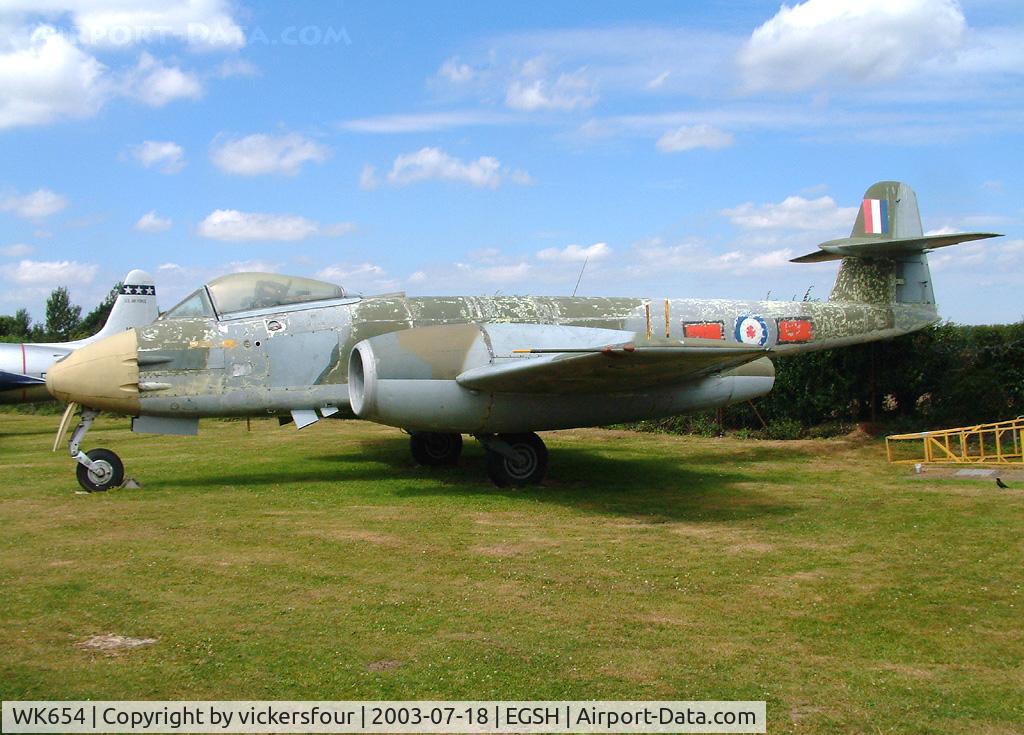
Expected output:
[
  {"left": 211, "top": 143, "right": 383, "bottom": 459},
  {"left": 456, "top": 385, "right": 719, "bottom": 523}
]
[{"left": 162, "top": 272, "right": 347, "bottom": 320}]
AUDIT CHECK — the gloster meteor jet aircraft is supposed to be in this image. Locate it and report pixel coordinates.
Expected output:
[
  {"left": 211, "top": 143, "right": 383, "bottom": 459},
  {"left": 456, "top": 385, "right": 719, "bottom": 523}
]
[{"left": 44, "top": 183, "right": 997, "bottom": 490}]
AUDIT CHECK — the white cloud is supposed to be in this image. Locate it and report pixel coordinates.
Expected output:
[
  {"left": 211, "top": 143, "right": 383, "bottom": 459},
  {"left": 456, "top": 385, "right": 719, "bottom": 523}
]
[
  {"left": 738, "top": 0, "right": 966, "bottom": 92},
  {"left": 340, "top": 110, "right": 515, "bottom": 133},
  {"left": 408, "top": 270, "right": 427, "bottom": 284},
  {"left": 0, "top": 25, "right": 107, "bottom": 129},
  {"left": 215, "top": 58, "right": 258, "bottom": 79},
  {"left": 386, "top": 147, "right": 529, "bottom": 189},
  {"left": 749, "top": 249, "right": 797, "bottom": 268},
  {"left": 656, "top": 124, "right": 734, "bottom": 152},
  {"left": 0, "top": 6, "right": 230, "bottom": 130},
  {"left": 128, "top": 140, "right": 185, "bottom": 173},
  {"left": 506, "top": 65, "right": 597, "bottom": 111},
  {"left": 722, "top": 195, "right": 857, "bottom": 231},
  {"left": 930, "top": 241, "right": 991, "bottom": 271},
  {"left": 458, "top": 261, "right": 533, "bottom": 284},
  {"left": 468, "top": 247, "right": 502, "bottom": 263},
  {"left": 628, "top": 238, "right": 795, "bottom": 276},
  {"left": 226, "top": 259, "right": 280, "bottom": 273},
  {"left": 211, "top": 133, "right": 329, "bottom": 176},
  {"left": 1000, "top": 239, "right": 1024, "bottom": 257},
  {"left": 3, "top": 258, "right": 97, "bottom": 285},
  {"left": 438, "top": 58, "right": 474, "bottom": 83},
  {"left": 0, "top": 188, "right": 68, "bottom": 218},
  {"left": 126, "top": 52, "right": 202, "bottom": 107},
  {"left": 11, "top": 0, "right": 245, "bottom": 50},
  {"left": 197, "top": 210, "right": 352, "bottom": 242},
  {"left": 0, "top": 243, "right": 33, "bottom": 257},
  {"left": 445, "top": 27, "right": 736, "bottom": 108},
  {"left": 316, "top": 263, "right": 385, "bottom": 281},
  {"left": 536, "top": 242, "right": 612, "bottom": 262},
  {"left": 322, "top": 221, "right": 357, "bottom": 237},
  {"left": 359, "top": 164, "right": 379, "bottom": 191},
  {"left": 135, "top": 210, "right": 171, "bottom": 232},
  {"left": 316, "top": 263, "right": 397, "bottom": 292},
  {"left": 508, "top": 169, "right": 533, "bottom": 185},
  {"left": 646, "top": 71, "right": 671, "bottom": 90}
]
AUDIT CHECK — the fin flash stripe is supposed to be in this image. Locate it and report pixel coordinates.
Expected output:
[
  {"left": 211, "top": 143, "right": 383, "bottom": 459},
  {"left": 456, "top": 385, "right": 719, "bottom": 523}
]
[{"left": 863, "top": 198, "right": 889, "bottom": 235}]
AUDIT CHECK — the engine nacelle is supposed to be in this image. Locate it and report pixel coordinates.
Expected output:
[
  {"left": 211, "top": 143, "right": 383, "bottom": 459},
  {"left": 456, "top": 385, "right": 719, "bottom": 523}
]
[{"left": 348, "top": 324, "right": 775, "bottom": 433}]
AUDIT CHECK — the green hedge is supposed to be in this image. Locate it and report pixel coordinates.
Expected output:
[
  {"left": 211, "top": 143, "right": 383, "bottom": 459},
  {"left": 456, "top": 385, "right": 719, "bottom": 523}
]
[{"left": 629, "top": 321, "right": 1024, "bottom": 437}]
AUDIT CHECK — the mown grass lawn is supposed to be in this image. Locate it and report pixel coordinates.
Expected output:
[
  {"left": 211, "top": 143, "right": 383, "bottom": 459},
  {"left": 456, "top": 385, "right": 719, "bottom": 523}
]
[{"left": 1, "top": 414, "right": 1022, "bottom": 733}]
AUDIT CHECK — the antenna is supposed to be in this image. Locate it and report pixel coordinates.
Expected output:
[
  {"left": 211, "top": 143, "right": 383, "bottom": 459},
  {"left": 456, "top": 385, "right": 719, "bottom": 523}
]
[{"left": 572, "top": 257, "right": 589, "bottom": 297}]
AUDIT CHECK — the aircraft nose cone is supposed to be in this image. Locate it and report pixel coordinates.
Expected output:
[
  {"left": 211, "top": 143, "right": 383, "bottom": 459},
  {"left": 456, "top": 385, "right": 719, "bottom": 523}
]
[{"left": 46, "top": 329, "right": 141, "bottom": 414}]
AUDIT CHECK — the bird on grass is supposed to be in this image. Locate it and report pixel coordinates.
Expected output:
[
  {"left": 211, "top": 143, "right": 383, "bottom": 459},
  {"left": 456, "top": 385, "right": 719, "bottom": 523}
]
[{"left": 996, "top": 477, "right": 1010, "bottom": 489}]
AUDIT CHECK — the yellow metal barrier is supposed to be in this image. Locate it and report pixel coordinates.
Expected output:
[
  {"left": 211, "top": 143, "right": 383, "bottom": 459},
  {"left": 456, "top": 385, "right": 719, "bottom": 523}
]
[{"left": 886, "top": 416, "right": 1024, "bottom": 466}]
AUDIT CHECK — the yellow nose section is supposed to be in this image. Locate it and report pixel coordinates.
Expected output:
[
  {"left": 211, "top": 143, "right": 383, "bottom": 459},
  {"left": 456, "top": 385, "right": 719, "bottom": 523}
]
[{"left": 46, "top": 329, "right": 140, "bottom": 414}]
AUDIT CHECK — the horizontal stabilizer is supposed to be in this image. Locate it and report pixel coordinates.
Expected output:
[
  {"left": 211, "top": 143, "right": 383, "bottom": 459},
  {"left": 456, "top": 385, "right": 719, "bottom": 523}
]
[
  {"left": 791, "top": 231, "right": 1001, "bottom": 263},
  {"left": 0, "top": 370, "right": 45, "bottom": 391}
]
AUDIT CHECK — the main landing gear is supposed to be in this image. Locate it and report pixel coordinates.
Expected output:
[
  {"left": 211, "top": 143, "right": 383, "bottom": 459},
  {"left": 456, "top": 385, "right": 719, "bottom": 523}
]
[
  {"left": 409, "top": 432, "right": 463, "bottom": 466},
  {"left": 408, "top": 431, "right": 548, "bottom": 487},
  {"left": 61, "top": 407, "right": 125, "bottom": 492}
]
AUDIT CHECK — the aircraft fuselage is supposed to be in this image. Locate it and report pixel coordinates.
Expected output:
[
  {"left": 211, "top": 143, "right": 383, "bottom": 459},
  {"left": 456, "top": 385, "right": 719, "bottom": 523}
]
[{"left": 111, "top": 292, "right": 932, "bottom": 431}]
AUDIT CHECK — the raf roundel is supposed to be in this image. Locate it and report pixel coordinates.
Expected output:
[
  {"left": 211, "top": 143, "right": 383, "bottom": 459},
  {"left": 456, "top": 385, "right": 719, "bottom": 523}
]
[{"left": 734, "top": 315, "right": 769, "bottom": 346}]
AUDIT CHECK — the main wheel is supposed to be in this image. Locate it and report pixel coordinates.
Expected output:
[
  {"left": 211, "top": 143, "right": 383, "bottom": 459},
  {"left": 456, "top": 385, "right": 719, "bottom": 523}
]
[
  {"left": 410, "top": 432, "right": 463, "bottom": 466},
  {"left": 75, "top": 448, "right": 124, "bottom": 492},
  {"left": 486, "top": 433, "right": 548, "bottom": 487}
]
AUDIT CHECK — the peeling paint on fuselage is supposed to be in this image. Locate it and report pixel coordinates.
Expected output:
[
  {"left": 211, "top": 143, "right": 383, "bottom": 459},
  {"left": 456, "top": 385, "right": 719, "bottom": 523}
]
[{"left": 134, "top": 292, "right": 936, "bottom": 418}]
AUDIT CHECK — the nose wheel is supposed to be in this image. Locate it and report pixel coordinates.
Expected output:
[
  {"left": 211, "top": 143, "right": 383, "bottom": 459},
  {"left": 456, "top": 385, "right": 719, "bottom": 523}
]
[
  {"left": 57, "top": 406, "right": 127, "bottom": 492},
  {"left": 75, "top": 448, "right": 125, "bottom": 492}
]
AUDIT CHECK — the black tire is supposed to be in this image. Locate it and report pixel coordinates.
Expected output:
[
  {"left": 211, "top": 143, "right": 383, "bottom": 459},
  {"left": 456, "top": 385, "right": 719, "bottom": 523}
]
[
  {"left": 75, "top": 448, "right": 124, "bottom": 492},
  {"left": 410, "top": 432, "right": 463, "bottom": 466},
  {"left": 486, "top": 432, "right": 548, "bottom": 487}
]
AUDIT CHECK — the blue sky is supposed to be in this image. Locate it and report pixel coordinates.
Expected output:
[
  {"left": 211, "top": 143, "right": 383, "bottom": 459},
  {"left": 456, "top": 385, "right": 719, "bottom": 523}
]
[{"left": 0, "top": 0, "right": 1021, "bottom": 324}]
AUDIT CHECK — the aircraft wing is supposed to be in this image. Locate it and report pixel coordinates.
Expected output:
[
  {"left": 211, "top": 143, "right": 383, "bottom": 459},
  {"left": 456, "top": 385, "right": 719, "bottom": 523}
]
[
  {"left": 0, "top": 369, "right": 46, "bottom": 391},
  {"left": 456, "top": 341, "right": 770, "bottom": 394}
]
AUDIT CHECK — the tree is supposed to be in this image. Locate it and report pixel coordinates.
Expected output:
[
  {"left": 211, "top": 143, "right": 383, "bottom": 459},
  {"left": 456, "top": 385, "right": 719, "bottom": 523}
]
[
  {"left": 43, "top": 287, "right": 81, "bottom": 341},
  {"left": 0, "top": 308, "right": 32, "bottom": 340},
  {"left": 13, "top": 308, "right": 31, "bottom": 337},
  {"left": 75, "top": 282, "right": 121, "bottom": 338}
]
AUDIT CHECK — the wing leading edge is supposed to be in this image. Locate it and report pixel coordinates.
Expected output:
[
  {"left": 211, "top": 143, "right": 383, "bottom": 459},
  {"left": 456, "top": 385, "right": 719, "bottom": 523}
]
[{"left": 456, "top": 340, "right": 770, "bottom": 394}]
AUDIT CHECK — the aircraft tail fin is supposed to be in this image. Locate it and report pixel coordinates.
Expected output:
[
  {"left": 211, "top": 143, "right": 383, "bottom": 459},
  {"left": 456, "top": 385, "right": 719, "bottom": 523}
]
[
  {"left": 90, "top": 269, "right": 159, "bottom": 340},
  {"left": 790, "top": 181, "right": 1000, "bottom": 306}
]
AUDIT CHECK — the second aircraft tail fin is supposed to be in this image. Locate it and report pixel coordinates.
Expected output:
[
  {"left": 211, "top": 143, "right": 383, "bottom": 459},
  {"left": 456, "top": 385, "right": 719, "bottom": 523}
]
[{"left": 90, "top": 269, "right": 159, "bottom": 340}]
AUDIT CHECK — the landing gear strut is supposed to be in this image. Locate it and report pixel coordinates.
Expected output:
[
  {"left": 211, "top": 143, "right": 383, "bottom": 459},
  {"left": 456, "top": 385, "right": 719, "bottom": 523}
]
[
  {"left": 65, "top": 407, "right": 124, "bottom": 492},
  {"left": 409, "top": 432, "right": 463, "bottom": 466},
  {"left": 479, "top": 432, "right": 548, "bottom": 487}
]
